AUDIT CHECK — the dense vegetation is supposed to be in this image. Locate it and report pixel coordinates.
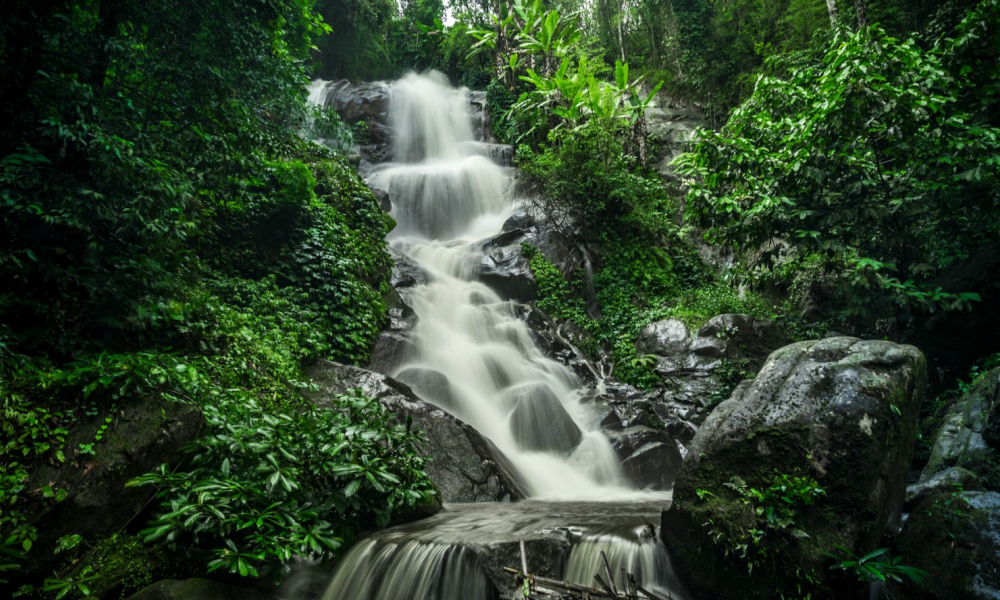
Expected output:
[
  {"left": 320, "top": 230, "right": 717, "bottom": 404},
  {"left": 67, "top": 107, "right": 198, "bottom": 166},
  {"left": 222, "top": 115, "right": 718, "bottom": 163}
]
[
  {"left": 0, "top": 0, "right": 433, "bottom": 596},
  {"left": 2, "top": 0, "right": 999, "bottom": 597}
]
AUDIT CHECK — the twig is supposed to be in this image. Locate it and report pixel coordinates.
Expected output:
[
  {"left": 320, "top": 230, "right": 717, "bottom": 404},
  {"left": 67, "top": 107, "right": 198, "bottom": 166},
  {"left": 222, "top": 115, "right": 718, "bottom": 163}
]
[{"left": 600, "top": 551, "right": 619, "bottom": 596}]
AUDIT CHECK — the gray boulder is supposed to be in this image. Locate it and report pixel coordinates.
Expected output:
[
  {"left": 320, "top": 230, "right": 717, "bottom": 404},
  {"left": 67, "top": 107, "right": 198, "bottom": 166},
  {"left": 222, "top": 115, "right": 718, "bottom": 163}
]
[
  {"left": 308, "top": 361, "right": 526, "bottom": 502},
  {"left": 893, "top": 491, "right": 1000, "bottom": 599},
  {"left": 395, "top": 366, "right": 457, "bottom": 411},
  {"left": 662, "top": 337, "right": 925, "bottom": 600},
  {"left": 126, "top": 579, "right": 276, "bottom": 600},
  {"left": 922, "top": 366, "right": 1000, "bottom": 489}
]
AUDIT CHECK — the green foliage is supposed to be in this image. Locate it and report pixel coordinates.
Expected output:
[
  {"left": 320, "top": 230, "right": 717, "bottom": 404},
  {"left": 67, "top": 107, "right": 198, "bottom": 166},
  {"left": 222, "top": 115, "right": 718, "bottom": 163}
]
[
  {"left": 703, "top": 471, "right": 826, "bottom": 574},
  {"left": 677, "top": 7, "right": 1000, "bottom": 332},
  {"left": 826, "top": 546, "right": 928, "bottom": 585},
  {"left": 0, "top": 0, "right": 402, "bottom": 585},
  {"left": 129, "top": 390, "right": 436, "bottom": 579}
]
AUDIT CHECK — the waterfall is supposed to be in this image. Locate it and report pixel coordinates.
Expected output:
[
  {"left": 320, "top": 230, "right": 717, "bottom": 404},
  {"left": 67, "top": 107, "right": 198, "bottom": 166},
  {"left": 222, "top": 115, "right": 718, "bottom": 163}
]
[
  {"left": 302, "top": 72, "right": 681, "bottom": 600},
  {"left": 366, "top": 71, "right": 631, "bottom": 499}
]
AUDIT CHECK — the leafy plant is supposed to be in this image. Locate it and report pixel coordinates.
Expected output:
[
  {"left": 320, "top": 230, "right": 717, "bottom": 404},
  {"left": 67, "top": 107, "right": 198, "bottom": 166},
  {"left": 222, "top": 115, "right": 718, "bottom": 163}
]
[
  {"left": 129, "top": 390, "right": 437, "bottom": 579},
  {"left": 826, "top": 546, "right": 928, "bottom": 584}
]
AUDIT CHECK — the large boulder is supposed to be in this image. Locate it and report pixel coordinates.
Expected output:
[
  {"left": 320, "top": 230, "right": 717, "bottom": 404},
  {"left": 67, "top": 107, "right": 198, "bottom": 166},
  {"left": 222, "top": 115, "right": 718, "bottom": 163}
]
[
  {"left": 921, "top": 366, "right": 1000, "bottom": 490},
  {"left": 892, "top": 491, "right": 1000, "bottom": 600},
  {"left": 308, "top": 361, "right": 526, "bottom": 503},
  {"left": 25, "top": 400, "right": 202, "bottom": 577},
  {"left": 127, "top": 578, "right": 277, "bottom": 600},
  {"left": 661, "top": 337, "right": 925, "bottom": 600},
  {"left": 644, "top": 105, "right": 707, "bottom": 181}
]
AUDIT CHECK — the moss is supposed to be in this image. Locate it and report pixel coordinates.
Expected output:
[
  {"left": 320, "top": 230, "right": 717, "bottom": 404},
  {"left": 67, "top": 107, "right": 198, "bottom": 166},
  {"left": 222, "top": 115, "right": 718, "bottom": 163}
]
[{"left": 63, "top": 534, "right": 201, "bottom": 599}]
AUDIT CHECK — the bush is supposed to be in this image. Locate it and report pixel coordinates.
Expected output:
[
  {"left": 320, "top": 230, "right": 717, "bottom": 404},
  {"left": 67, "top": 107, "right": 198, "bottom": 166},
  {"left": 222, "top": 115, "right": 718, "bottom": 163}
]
[{"left": 129, "top": 390, "right": 436, "bottom": 579}]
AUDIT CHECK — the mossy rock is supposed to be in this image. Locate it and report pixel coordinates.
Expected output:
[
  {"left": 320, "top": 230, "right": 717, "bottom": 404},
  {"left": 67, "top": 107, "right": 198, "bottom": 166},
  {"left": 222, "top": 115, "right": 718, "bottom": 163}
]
[
  {"left": 890, "top": 491, "right": 1000, "bottom": 599},
  {"left": 922, "top": 366, "right": 1000, "bottom": 490},
  {"left": 662, "top": 337, "right": 925, "bottom": 599},
  {"left": 23, "top": 400, "right": 202, "bottom": 579}
]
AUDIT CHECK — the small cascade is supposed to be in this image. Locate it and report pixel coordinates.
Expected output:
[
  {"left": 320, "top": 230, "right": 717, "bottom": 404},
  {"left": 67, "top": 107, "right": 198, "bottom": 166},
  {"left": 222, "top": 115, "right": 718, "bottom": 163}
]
[
  {"left": 564, "top": 526, "right": 684, "bottom": 599},
  {"left": 316, "top": 539, "right": 498, "bottom": 600}
]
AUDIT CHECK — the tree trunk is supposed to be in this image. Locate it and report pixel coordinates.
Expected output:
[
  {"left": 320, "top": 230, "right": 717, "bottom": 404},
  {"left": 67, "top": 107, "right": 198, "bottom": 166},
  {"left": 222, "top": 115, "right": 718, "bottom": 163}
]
[
  {"left": 854, "top": 0, "right": 868, "bottom": 28},
  {"left": 825, "top": 0, "right": 838, "bottom": 25}
]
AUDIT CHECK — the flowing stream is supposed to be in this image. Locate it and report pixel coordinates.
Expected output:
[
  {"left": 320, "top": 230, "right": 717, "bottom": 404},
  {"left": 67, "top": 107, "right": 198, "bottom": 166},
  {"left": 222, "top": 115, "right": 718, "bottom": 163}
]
[{"left": 300, "top": 73, "right": 684, "bottom": 600}]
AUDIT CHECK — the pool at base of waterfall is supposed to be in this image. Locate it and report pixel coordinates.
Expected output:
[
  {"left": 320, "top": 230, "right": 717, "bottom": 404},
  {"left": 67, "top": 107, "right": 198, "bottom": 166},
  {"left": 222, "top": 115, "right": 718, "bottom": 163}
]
[{"left": 280, "top": 500, "right": 688, "bottom": 600}]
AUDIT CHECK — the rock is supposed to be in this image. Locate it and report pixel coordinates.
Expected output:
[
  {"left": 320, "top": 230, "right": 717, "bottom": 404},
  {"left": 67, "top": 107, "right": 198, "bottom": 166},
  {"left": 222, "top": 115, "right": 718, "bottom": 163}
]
[
  {"left": 922, "top": 367, "right": 1000, "bottom": 490},
  {"left": 892, "top": 491, "right": 1000, "bottom": 600},
  {"left": 661, "top": 337, "right": 925, "bottom": 600},
  {"left": 636, "top": 319, "right": 690, "bottom": 358},
  {"left": 478, "top": 243, "right": 536, "bottom": 302},
  {"left": 518, "top": 304, "right": 600, "bottom": 382},
  {"left": 506, "top": 383, "right": 583, "bottom": 454},
  {"left": 126, "top": 578, "right": 277, "bottom": 600},
  {"left": 695, "top": 314, "right": 792, "bottom": 362},
  {"left": 367, "top": 329, "right": 414, "bottom": 375},
  {"left": 371, "top": 187, "right": 391, "bottom": 212},
  {"left": 503, "top": 212, "right": 536, "bottom": 232},
  {"left": 610, "top": 427, "right": 684, "bottom": 490},
  {"left": 308, "top": 361, "right": 527, "bottom": 502},
  {"left": 395, "top": 367, "right": 457, "bottom": 410},
  {"left": 25, "top": 401, "right": 202, "bottom": 577},
  {"left": 324, "top": 80, "right": 390, "bottom": 124},
  {"left": 905, "top": 466, "right": 983, "bottom": 511},
  {"left": 644, "top": 105, "right": 707, "bottom": 181}
]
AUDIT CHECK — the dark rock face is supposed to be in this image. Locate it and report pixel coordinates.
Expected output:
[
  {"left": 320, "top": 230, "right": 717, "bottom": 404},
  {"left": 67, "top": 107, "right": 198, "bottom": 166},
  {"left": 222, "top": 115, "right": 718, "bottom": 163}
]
[
  {"left": 893, "top": 491, "right": 1000, "bottom": 600},
  {"left": 478, "top": 244, "right": 536, "bottom": 302},
  {"left": 26, "top": 401, "right": 202, "bottom": 577},
  {"left": 371, "top": 186, "right": 391, "bottom": 212},
  {"left": 922, "top": 367, "right": 1000, "bottom": 490},
  {"left": 366, "top": 248, "right": 424, "bottom": 375},
  {"left": 661, "top": 337, "right": 925, "bottom": 600},
  {"left": 126, "top": 578, "right": 277, "bottom": 600},
  {"left": 610, "top": 427, "right": 684, "bottom": 490},
  {"left": 308, "top": 361, "right": 527, "bottom": 502},
  {"left": 506, "top": 383, "right": 583, "bottom": 454}
]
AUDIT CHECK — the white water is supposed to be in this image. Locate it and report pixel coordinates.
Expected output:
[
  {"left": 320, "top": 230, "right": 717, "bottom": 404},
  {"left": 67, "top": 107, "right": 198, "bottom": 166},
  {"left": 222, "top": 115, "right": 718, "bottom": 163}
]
[
  {"left": 366, "top": 71, "right": 639, "bottom": 500},
  {"left": 302, "top": 72, "right": 680, "bottom": 600}
]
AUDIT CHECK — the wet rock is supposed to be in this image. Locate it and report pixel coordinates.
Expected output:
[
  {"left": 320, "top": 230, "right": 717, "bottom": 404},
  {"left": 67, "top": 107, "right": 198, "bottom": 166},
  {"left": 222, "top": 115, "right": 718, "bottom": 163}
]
[
  {"left": 324, "top": 80, "right": 390, "bottom": 124},
  {"left": 395, "top": 367, "right": 457, "bottom": 410},
  {"left": 126, "top": 579, "right": 277, "bottom": 600},
  {"left": 25, "top": 401, "right": 202, "bottom": 577},
  {"left": 661, "top": 337, "right": 925, "bottom": 600},
  {"left": 479, "top": 244, "right": 536, "bottom": 302},
  {"left": 367, "top": 329, "right": 414, "bottom": 375},
  {"left": 610, "top": 427, "right": 684, "bottom": 490},
  {"left": 922, "top": 367, "right": 1000, "bottom": 489},
  {"left": 518, "top": 304, "right": 599, "bottom": 382},
  {"left": 308, "top": 361, "right": 527, "bottom": 502},
  {"left": 371, "top": 187, "right": 391, "bottom": 212},
  {"left": 508, "top": 384, "right": 583, "bottom": 454},
  {"left": 905, "top": 466, "right": 983, "bottom": 511},
  {"left": 503, "top": 212, "right": 536, "bottom": 232},
  {"left": 893, "top": 491, "right": 1000, "bottom": 600}
]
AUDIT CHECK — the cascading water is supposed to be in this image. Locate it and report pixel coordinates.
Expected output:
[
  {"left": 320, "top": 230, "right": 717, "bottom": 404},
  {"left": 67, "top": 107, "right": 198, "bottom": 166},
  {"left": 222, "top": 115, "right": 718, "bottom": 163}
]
[
  {"left": 369, "top": 72, "right": 629, "bottom": 498},
  {"left": 301, "top": 72, "right": 684, "bottom": 600}
]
